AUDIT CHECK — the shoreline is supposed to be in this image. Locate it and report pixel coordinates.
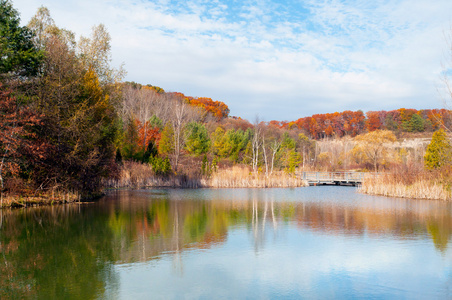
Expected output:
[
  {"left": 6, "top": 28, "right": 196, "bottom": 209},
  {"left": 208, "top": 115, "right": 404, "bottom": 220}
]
[
  {"left": 1, "top": 173, "right": 308, "bottom": 209},
  {"left": 359, "top": 174, "right": 451, "bottom": 201}
]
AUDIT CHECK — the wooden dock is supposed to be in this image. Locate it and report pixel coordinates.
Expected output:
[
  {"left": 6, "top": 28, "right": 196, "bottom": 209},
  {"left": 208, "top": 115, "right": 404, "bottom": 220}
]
[{"left": 302, "top": 172, "right": 372, "bottom": 186}]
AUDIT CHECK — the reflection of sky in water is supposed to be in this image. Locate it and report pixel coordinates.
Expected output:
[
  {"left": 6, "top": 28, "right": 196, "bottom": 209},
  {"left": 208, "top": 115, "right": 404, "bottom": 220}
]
[
  {"left": 112, "top": 187, "right": 452, "bottom": 299},
  {"left": 117, "top": 227, "right": 451, "bottom": 299}
]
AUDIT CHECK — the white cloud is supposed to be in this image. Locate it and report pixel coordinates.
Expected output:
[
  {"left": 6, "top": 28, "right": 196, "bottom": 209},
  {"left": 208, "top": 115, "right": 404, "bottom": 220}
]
[{"left": 13, "top": 0, "right": 452, "bottom": 120}]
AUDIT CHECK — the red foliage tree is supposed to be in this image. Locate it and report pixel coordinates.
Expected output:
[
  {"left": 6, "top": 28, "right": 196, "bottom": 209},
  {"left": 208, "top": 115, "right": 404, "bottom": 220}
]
[
  {"left": 0, "top": 85, "right": 43, "bottom": 198},
  {"left": 366, "top": 111, "right": 382, "bottom": 131}
]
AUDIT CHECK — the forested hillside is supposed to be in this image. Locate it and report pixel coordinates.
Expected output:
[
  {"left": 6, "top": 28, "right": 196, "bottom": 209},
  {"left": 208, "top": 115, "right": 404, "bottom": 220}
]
[{"left": 274, "top": 108, "right": 451, "bottom": 139}]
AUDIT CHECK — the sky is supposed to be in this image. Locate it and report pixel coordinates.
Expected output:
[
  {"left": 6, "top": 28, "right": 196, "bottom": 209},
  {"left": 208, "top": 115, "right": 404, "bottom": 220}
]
[{"left": 12, "top": 0, "right": 452, "bottom": 121}]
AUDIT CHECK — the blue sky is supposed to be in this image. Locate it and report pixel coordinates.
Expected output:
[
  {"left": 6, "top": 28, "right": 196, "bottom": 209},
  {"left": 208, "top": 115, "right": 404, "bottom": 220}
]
[{"left": 13, "top": 0, "right": 452, "bottom": 121}]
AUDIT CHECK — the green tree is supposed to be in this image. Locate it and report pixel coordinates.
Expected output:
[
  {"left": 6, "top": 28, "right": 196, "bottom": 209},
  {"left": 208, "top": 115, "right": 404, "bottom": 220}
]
[
  {"left": 158, "top": 123, "right": 174, "bottom": 155},
  {"left": 211, "top": 127, "right": 249, "bottom": 162},
  {"left": 211, "top": 126, "right": 225, "bottom": 156},
  {"left": 403, "top": 113, "right": 425, "bottom": 132},
  {"left": 120, "top": 118, "right": 139, "bottom": 160},
  {"left": 424, "top": 129, "right": 451, "bottom": 170},
  {"left": 184, "top": 122, "right": 210, "bottom": 155},
  {"left": 278, "top": 132, "right": 299, "bottom": 171},
  {"left": 384, "top": 114, "right": 398, "bottom": 131},
  {"left": 224, "top": 129, "right": 249, "bottom": 162},
  {"left": 149, "top": 115, "right": 163, "bottom": 130},
  {"left": 0, "top": 0, "right": 42, "bottom": 78},
  {"left": 286, "top": 150, "right": 301, "bottom": 174},
  {"left": 410, "top": 113, "right": 425, "bottom": 132},
  {"left": 149, "top": 156, "right": 171, "bottom": 176}
]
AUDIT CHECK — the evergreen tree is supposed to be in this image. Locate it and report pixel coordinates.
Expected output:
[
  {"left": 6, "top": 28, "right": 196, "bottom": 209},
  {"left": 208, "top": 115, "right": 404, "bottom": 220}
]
[
  {"left": 424, "top": 129, "right": 452, "bottom": 170},
  {"left": 184, "top": 121, "right": 210, "bottom": 155},
  {"left": 403, "top": 114, "right": 425, "bottom": 132},
  {"left": 410, "top": 114, "right": 425, "bottom": 132},
  {"left": 0, "top": 0, "right": 42, "bottom": 78},
  {"left": 286, "top": 150, "right": 301, "bottom": 174}
]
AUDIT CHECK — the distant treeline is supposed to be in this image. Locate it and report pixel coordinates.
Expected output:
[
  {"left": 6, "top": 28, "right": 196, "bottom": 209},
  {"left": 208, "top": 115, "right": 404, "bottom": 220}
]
[{"left": 270, "top": 108, "right": 451, "bottom": 139}]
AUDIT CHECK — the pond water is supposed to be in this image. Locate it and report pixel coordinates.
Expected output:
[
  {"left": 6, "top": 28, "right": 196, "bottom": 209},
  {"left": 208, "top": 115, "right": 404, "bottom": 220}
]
[{"left": 1, "top": 187, "right": 452, "bottom": 299}]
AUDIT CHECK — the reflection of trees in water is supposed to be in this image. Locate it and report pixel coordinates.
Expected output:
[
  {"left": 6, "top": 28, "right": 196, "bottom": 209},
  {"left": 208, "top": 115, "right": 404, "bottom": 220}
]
[
  {"left": 0, "top": 204, "right": 119, "bottom": 299},
  {"left": 109, "top": 191, "right": 452, "bottom": 259},
  {"left": 251, "top": 198, "right": 279, "bottom": 253},
  {"left": 1, "top": 190, "right": 452, "bottom": 297},
  {"left": 103, "top": 190, "right": 452, "bottom": 261}
]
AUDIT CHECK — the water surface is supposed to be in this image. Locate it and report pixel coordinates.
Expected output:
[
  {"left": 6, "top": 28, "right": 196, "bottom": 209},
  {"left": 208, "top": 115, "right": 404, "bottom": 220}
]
[{"left": 1, "top": 187, "right": 451, "bottom": 299}]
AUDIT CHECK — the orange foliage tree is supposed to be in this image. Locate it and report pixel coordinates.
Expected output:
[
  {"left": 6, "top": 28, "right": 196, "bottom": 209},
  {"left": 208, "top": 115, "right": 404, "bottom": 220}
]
[
  {"left": 286, "top": 108, "right": 452, "bottom": 140},
  {"left": 169, "top": 92, "right": 230, "bottom": 120}
]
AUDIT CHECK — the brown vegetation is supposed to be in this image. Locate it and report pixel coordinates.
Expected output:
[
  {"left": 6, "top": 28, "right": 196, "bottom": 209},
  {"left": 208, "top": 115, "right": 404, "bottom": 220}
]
[
  {"left": 206, "top": 166, "right": 308, "bottom": 188},
  {"left": 360, "top": 165, "right": 452, "bottom": 201},
  {"left": 104, "top": 162, "right": 307, "bottom": 189},
  {"left": 0, "top": 188, "right": 81, "bottom": 208}
]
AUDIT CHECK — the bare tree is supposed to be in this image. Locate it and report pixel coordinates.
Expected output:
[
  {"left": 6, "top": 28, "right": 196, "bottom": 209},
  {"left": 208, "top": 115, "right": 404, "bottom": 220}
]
[
  {"left": 251, "top": 117, "right": 262, "bottom": 173},
  {"left": 78, "top": 24, "right": 125, "bottom": 84},
  {"left": 261, "top": 123, "right": 282, "bottom": 175},
  {"left": 169, "top": 94, "right": 201, "bottom": 171},
  {"left": 27, "top": 6, "right": 55, "bottom": 49},
  {"left": 123, "top": 86, "right": 161, "bottom": 151}
]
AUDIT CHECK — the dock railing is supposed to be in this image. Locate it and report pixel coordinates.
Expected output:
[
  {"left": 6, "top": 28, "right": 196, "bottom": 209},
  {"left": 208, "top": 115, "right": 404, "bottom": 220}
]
[{"left": 301, "top": 171, "right": 379, "bottom": 185}]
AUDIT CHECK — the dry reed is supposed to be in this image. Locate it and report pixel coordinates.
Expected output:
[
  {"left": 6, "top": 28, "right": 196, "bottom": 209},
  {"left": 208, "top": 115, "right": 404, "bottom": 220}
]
[
  {"left": 205, "top": 166, "right": 308, "bottom": 188},
  {"left": 359, "top": 167, "right": 452, "bottom": 201},
  {"left": 105, "top": 161, "right": 204, "bottom": 188},
  {"left": 105, "top": 162, "right": 308, "bottom": 189}
]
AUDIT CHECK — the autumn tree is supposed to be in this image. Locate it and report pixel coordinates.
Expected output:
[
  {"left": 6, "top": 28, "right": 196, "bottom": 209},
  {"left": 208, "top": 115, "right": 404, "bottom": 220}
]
[
  {"left": 424, "top": 129, "right": 451, "bottom": 170},
  {"left": 354, "top": 130, "right": 397, "bottom": 172},
  {"left": 29, "top": 12, "right": 119, "bottom": 195},
  {"left": 122, "top": 85, "right": 160, "bottom": 153},
  {"left": 366, "top": 111, "right": 382, "bottom": 131},
  {"left": 0, "top": 84, "right": 42, "bottom": 203}
]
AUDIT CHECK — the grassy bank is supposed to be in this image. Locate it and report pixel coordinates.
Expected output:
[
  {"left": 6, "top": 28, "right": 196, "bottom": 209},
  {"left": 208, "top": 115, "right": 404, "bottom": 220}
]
[
  {"left": 0, "top": 190, "right": 82, "bottom": 208},
  {"left": 359, "top": 167, "right": 452, "bottom": 201}
]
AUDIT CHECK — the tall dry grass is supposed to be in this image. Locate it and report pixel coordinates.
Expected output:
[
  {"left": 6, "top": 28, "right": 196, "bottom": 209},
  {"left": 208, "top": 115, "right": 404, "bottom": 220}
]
[
  {"left": 104, "top": 161, "right": 204, "bottom": 189},
  {"left": 105, "top": 162, "right": 308, "bottom": 189},
  {"left": 359, "top": 165, "right": 452, "bottom": 201},
  {"left": 205, "top": 166, "right": 308, "bottom": 188}
]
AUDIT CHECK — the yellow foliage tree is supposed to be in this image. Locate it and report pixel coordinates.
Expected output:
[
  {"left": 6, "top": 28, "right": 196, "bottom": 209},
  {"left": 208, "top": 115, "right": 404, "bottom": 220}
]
[{"left": 354, "top": 130, "right": 397, "bottom": 172}]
